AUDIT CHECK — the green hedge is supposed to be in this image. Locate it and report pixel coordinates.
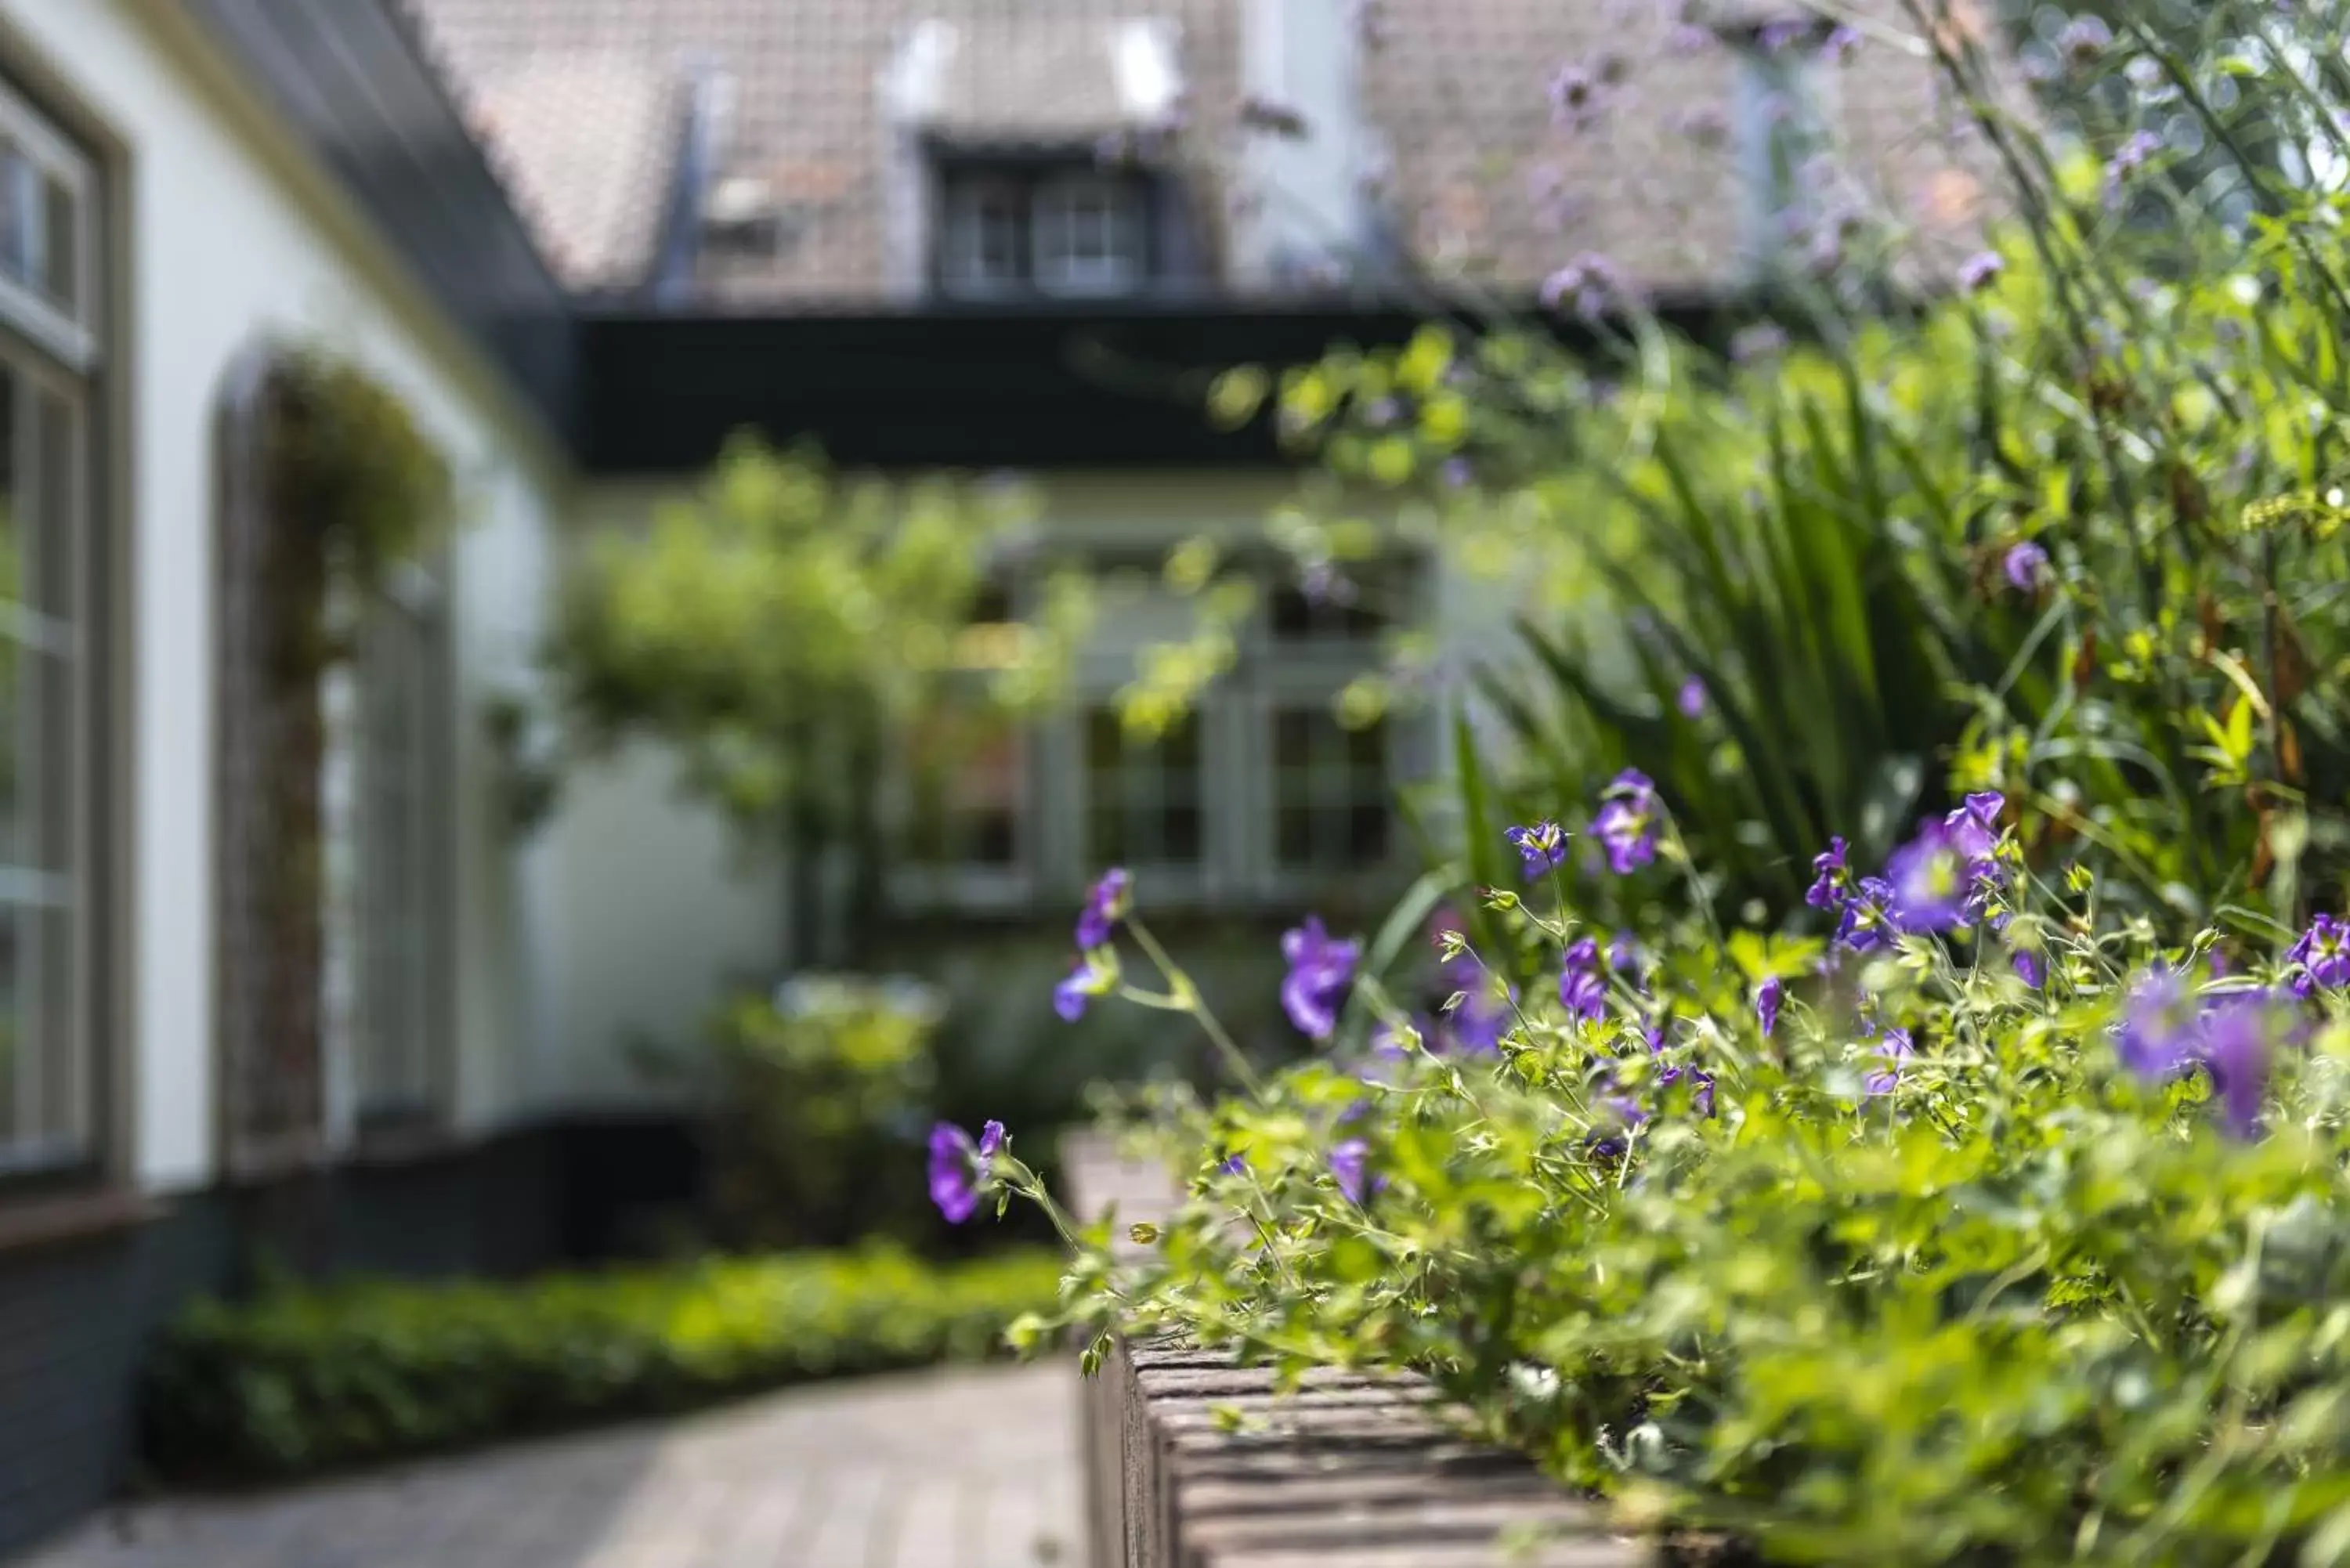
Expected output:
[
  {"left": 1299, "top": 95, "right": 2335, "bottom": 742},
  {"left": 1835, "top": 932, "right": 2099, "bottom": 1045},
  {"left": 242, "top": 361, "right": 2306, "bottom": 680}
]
[{"left": 141, "top": 1245, "right": 1065, "bottom": 1480}]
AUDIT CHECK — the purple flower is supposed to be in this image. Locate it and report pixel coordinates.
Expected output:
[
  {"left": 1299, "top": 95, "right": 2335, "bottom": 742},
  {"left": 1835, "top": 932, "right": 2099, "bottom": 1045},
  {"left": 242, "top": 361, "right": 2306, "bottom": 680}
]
[
  {"left": 1506, "top": 821, "right": 1570, "bottom": 876},
  {"left": 1540, "top": 253, "right": 1625, "bottom": 320},
  {"left": 1822, "top": 23, "right": 1860, "bottom": 63},
  {"left": 1592, "top": 769, "right": 1661, "bottom": 874},
  {"left": 1958, "top": 250, "right": 2005, "bottom": 293},
  {"left": 1220, "top": 1152, "right": 1249, "bottom": 1176},
  {"left": 1756, "top": 976, "right": 1784, "bottom": 1038},
  {"left": 1756, "top": 18, "right": 1806, "bottom": 52},
  {"left": 1441, "top": 456, "right": 1474, "bottom": 489},
  {"left": 1546, "top": 62, "right": 1604, "bottom": 132},
  {"left": 2200, "top": 992, "right": 2286, "bottom": 1139},
  {"left": 1676, "top": 676, "right": 1707, "bottom": 717},
  {"left": 1560, "top": 964, "right": 1609, "bottom": 1024},
  {"left": 929, "top": 1122, "right": 987, "bottom": 1223},
  {"left": 1282, "top": 916, "right": 1361, "bottom": 1039},
  {"left": 2004, "top": 540, "right": 2049, "bottom": 591},
  {"left": 1054, "top": 955, "right": 1114, "bottom": 1022},
  {"left": 2057, "top": 13, "right": 2112, "bottom": 70},
  {"left": 1864, "top": 1027, "right": 1914, "bottom": 1097},
  {"left": 1837, "top": 876, "right": 1898, "bottom": 952},
  {"left": 979, "top": 1119, "right": 1007, "bottom": 1158},
  {"left": 2012, "top": 948, "right": 2047, "bottom": 990},
  {"left": 2103, "top": 129, "right": 2161, "bottom": 207},
  {"left": 1884, "top": 817, "right": 1974, "bottom": 934},
  {"left": 1449, "top": 979, "right": 1513, "bottom": 1053},
  {"left": 1565, "top": 935, "right": 1601, "bottom": 973},
  {"left": 1329, "top": 1138, "right": 1372, "bottom": 1204},
  {"left": 1076, "top": 867, "right": 1132, "bottom": 949},
  {"left": 2287, "top": 913, "right": 2350, "bottom": 998},
  {"left": 2117, "top": 966, "right": 2199, "bottom": 1081},
  {"left": 1806, "top": 836, "right": 1852, "bottom": 910}
]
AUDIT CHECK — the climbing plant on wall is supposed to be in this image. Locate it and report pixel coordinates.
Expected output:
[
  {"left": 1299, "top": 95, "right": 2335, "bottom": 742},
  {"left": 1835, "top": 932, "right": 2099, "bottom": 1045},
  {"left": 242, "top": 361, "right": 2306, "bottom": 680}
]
[{"left": 215, "top": 344, "right": 450, "bottom": 1176}]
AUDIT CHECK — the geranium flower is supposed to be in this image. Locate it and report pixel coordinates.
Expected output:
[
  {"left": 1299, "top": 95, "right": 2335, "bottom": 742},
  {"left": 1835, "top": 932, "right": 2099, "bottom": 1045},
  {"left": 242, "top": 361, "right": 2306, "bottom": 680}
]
[
  {"left": 1864, "top": 1027, "right": 1913, "bottom": 1096},
  {"left": 2116, "top": 966, "right": 2198, "bottom": 1080},
  {"left": 1054, "top": 953, "right": 1115, "bottom": 1022},
  {"left": 1806, "top": 836, "right": 1852, "bottom": 909},
  {"left": 1960, "top": 250, "right": 2005, "bottom": 294},
  {"left": 2200, "top": 992, "right": 2284, "bottom": 1140},
  {"left": 2012, "top": 947, "right": 2047, "bottom": 990},
  {"left": 1506, "top": 820, "right": 1570, "bottom": 876},
  {"left": 1836, "top": 876, "right": 1897, "bottom": 951},
  {"left": 1592, "top": 769, "right": 1661, "bottom": 873},
  {"left": 1676, "top": 676, "right": 1707, "bottom": 717},
  {"left": 1329, "top": 1138, "right": 1372, "bottom": 1204},
  {"left": 1282, "top": 916, "right": 1361, "bottom": 1039},
  {"left": 1756, "top": 976, "right": 1784, "bottom": 1038},
  {"left": 1884, "top": 817, "right": 1973, "bottom": 934},
  {"left": 1075, "top": 867, "right": 1131, "bottom": 949},
  {"left": 1560, "top": 964, "right": 1608, "bottom": 1024},
  {"left": 928, "top": 1120, "right": 1003, "bottom": 1223},
  {"left": 2004, "top": 540, "right": 2048, "bottom": 590},
  {"left": 2287, "top": 912, "right": 2350, "bottom": 997}
]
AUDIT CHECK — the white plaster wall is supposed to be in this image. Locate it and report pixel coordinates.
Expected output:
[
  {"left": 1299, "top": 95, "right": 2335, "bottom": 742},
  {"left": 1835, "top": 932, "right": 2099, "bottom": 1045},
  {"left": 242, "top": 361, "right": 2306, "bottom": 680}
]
[{"left": 0, "top": 0, "right": 569, "bottom": 1190}]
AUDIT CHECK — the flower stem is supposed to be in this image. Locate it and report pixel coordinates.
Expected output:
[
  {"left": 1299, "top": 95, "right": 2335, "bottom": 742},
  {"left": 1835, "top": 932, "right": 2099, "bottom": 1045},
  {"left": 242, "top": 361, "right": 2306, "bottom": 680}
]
[{"left": 1128, "top": 916, "right": 1268, "bottom": 1099}]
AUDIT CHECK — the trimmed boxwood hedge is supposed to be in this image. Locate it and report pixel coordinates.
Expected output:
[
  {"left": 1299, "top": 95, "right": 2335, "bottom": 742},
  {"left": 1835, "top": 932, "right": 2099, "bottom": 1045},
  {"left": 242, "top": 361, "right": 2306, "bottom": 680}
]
[{"left": 140, "top": 1244, "right": 1065, "bottom": 1481}]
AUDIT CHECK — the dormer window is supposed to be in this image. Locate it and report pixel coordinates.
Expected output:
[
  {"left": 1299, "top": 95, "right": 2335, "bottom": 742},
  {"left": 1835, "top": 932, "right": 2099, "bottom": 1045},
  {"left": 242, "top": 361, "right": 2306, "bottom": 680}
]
[{"left": 936, "top": 164, "right": 1152, "bottom": 299}]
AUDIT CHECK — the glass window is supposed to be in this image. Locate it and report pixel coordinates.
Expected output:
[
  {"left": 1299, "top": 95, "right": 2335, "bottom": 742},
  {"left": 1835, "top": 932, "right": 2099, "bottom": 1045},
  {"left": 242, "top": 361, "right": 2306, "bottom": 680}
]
[
  {"left": 1086, "top": 707, "right": 1202, "bottom": 870},
  {"left": 1273, "top": 709, "right": 1391, "bottom": 871},
  {"left": 354, "top": 583, "right": 447, "bottom": 1124},
  {"left": 0, "top": 89, "right": 92, "bottom": 363},
  {"left": 0, "top": 360, "right": 86, "bottom": 1171},
  {"left": 1032, "top": 175, "right": 1144, "bottom": 295},
  {"left": 939, "top": 178, "right": 1029, "bottom": 294}
]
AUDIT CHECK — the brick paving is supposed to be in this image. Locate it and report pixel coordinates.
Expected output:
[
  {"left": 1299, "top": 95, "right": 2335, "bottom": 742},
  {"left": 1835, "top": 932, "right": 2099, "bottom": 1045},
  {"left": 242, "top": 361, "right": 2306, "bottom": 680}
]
[{"left": 17, "top": 1363, "right": 1083, "bottom": 1568}]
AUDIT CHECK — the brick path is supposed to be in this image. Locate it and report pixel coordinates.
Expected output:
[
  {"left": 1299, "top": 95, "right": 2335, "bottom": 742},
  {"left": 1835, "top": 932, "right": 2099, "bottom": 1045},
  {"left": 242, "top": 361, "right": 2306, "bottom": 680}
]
[{"left": 19, "top": 1363, "right": 1082, "bottom": 1568}]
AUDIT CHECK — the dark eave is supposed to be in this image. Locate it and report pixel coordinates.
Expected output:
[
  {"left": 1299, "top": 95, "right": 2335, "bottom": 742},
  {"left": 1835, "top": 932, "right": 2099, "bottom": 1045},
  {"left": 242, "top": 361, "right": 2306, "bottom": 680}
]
[
  {"left": 184, "top": 0, "right": 578, "bottom": 446},
  {"left": 576, "top": 296, "right": 1740, "bottom": 475}
]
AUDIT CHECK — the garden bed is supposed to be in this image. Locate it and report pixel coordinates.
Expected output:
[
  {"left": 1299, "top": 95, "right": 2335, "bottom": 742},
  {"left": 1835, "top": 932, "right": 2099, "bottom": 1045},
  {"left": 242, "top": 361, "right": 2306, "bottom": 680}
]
[{"left": 1065, "top": 1134, "right": 1663, "bottom": 1568}]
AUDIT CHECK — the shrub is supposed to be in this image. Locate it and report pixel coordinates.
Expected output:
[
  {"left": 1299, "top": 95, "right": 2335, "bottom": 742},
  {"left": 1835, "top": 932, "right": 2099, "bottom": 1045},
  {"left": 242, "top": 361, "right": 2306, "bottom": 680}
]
[
  {"left": 981, "top": 811, "right": 2350, "bottom": 1565},
  {"left": 703, "top": 975, "right": 942, "bottom": 1248},
  {"left": 140, "top": 1244, "right": 1065, "bottom": 1481}
]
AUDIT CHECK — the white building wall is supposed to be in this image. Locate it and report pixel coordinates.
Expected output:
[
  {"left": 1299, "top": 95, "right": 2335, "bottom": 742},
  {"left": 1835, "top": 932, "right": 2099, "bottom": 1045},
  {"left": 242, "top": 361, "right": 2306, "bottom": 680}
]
[{"left": 0, "top": 0, "right": 569, "bottom": 1190}]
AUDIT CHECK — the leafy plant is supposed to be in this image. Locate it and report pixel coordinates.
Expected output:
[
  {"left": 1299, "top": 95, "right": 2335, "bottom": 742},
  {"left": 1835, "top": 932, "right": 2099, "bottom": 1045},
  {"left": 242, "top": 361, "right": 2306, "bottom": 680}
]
[{"left": 139, "top": 1244, "right": 1065, "bottom": 1481}]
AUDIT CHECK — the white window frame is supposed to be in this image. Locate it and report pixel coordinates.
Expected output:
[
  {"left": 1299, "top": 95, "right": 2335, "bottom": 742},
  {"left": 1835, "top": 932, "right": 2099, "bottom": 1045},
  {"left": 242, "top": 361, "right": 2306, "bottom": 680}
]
[
  {"left": 1031, "top": 173, "right": 1145, "bottom": 298},
  {"left": 938, "top": 175, "right": 1029, "bottom": 297},
  {"left": 891, "top": 540, "right": 1421, "bottom": 915},
  {"left": 0, "top": 86, "right": 94, "bottom": 374}
]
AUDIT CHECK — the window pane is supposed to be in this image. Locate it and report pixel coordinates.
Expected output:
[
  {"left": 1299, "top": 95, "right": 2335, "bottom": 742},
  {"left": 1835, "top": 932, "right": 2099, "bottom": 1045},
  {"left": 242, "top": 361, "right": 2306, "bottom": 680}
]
[
  {"left": 1273, "top": 709, "right": 1390, "bottom": 870},
  {"left": 1086, "top": 706, "right": 1202, "bottom": 869},
  {"left": 34, "top": 901, "right": 76, "bottom": 1144},
  {"left": 33, "top": 389, "right": 70, "bottom": 626},
  {"left": 39, "top": 173, "right": 72, "bottom": 311}
]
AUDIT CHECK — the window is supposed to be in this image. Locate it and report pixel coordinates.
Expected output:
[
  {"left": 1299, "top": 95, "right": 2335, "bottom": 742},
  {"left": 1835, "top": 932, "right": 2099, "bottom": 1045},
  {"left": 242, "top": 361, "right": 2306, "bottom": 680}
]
[
  {"left": 936, "top": 165, "right": 1152, "bottom": 298},
  {"left": 894, "top": 550, "right": 1419, "bottom": 912},
  {"left": 0, "top": 81, "right": 92, "bottom": 1175},
  {"left": 1086, "top": 707, "right": 1203, "bottom": 870},
  {"left": 352, "top": 569, "right": 450, "bottom": 1127}
]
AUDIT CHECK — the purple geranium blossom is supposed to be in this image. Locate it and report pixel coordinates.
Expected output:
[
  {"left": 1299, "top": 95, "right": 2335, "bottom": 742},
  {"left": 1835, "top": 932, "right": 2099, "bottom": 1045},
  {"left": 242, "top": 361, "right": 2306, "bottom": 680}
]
[
  {"left": 1076, "top": 867, "right": 1132, "bottom": 949},
  {"left": 1884, "top": 816, "right": 1974, "bottom": 934},
  {"left": 1823, "top": 23, "right": 1860, "bottom": 63},
  {"left": 1836, "top": 876, "right": 1898, "bottom": 952},
  {"left": 928, "top": 1122, "right": 989, "bottom": 1223},
  {"left": 2287, "top": 912, "right": 2350, "bottom": 998},
  {"left": 1220, "top": 1152, "right": 1248, "bottom": 1176},
  {"left": 1959, "top": 250, "right": 2005, "bottom": 293},
  {"left": 2012, "top": 948, "right": 2047, "bottom": 990},
  {"left": 1607, "top": 931, "right": 1642, "bottom": 974},
  {"left": 1806, "top": 836, "right": 1852, "bottom": 910},
  {"left": 1864, "top": 1027, "right": 1914, "bottom": 1096},
  {"left": 1756, "top": 975, "right": 1784, "bottom": 1039},
  {"left": 2117, "top": 966, "right": 2200, "bottom": 1081},
  {"left": 1560, "top": 964, "right": 1608, "bottom": 1024},
  {"left": 1539, "top": 253, "right": 1625, "bottom": 320},
  {"left": 1676, "top": 676, "right": 1707, "bottom": 717},
  {"left": 2005, "top": 540, "right": 2049, "bottom": 591},
  {"left": 1506, "top": 820, "right": 1570, "bottom": 876},
  {"left": 1329, "top": 1138, "right": 1373, "bottom": 1204},
  {"left": 1449, "top": 978, "right": 1514, "bottom": 1054},
  {"left": 1054, "top": 954, "right": 1114, "bottom": 1022},
  {"left": 1564, "top": 936, "right": 1600, "bottom": 973},
  {"left": 1281, "top": 916, "right": 1361, "bottom": 1039},
  {"left": 2199, "top": 992, "right": 2284, "bottom": 1140},
  {"left": 1593, "top": 769, "right": 1661, "bottom": 874}
]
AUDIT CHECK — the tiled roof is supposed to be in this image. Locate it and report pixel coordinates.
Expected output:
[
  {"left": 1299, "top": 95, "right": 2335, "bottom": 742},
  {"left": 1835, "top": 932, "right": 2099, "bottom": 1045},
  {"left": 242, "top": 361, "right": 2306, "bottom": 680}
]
[{"left": 400, "top": 0, "right": 2013, "bottom": 305}]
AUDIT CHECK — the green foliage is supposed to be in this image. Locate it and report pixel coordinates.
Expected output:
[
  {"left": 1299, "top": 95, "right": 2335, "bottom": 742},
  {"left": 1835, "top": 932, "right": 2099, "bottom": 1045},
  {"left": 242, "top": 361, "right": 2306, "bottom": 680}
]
[
  {"left": 703, "top": 976, "right": 942, "bottom": 1248},
  {"left": 139, "top": 1245, "right": 1065, "bottom": 1481},
  {"left": 1024, "top": 829, "right": 2350, "bottom": 1563}
]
